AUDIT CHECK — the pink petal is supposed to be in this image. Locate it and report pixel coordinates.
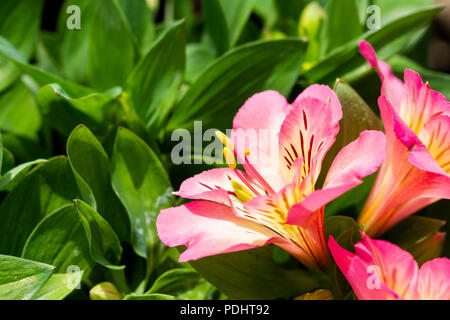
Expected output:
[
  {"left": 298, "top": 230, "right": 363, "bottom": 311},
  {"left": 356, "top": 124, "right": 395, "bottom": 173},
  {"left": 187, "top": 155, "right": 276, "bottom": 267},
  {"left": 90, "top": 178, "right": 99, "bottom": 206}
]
[
  {"left": 292, "top": 84, "right": 342, "bottom": 125},
  {"left": 232, "top": 90, "right": 290, "bottom": 132},
  {"left": 399, "top": 69, "right": 449, "bottom": 133},
  {"left": 286, "top": 130, "right": 385, "bottom": 225},
  {"left": 416, "top": 115, "right": 450, "bottom": 175},
  {"left": 231, "top": 90, "right": 290, "bottom": 191},
  {"left": 328, "top": 236, "right": 396, "bottom": 300},
  {"left": 175, "top": 168, "right": 250, "bottom": 206},
  {"left": 379, "top": 96, "right": 448, "bottom": 178},
  {"left": 359, "top": 40, "right": 404, "bottom": 109},
  {"left": 157, "top": 201, "right": 279, "bottom": 262},
  {"left": 324, "top": 130, "right": 386, "bottom": 187},
  {"left": 379, "top": 96, "right": 420, "bottom": 150},
  {"left": 278, "top": 86, "right": 341, "bottom": 184},
  {"left": 356, "top": 234, "right": 419, "bottom": 299},
  {"left": 418, "top": 258, "right": 450, "bottom": 300},
  {"left": 379, "top": 97, "right": 450, "bottom": 198}
]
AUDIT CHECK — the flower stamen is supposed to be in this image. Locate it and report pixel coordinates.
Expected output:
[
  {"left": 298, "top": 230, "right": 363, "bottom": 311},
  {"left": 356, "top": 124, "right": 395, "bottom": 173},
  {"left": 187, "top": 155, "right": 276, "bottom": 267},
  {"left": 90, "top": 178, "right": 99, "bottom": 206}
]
[{"left": 230, "top": 180, "right": 254, "bottom": 203}]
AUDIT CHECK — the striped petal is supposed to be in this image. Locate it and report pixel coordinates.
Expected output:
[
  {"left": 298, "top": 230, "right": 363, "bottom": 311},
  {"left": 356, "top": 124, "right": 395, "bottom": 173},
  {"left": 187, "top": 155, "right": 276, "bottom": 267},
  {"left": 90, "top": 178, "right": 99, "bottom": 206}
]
[
  {"left": 278, "top": 86, "right": 342, "bottom": 186},
  {"left": 157, "top": 201, "right": 280, "bottom": 262}
]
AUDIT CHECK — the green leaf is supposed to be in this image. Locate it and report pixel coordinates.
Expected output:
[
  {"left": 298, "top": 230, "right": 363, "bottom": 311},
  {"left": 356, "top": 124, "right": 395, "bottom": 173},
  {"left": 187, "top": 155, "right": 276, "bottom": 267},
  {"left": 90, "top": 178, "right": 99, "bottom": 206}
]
[
  {"left": 254, "top": 0, "right": 278, "bottom": 29},
  {"left": 1, "top": 133, "right": 49, "bottom": 165},
  {"left": 0, "top": 255, "right": 54, "bottom": 300},
  {"left": 31, "top": 270, "right": 84, "bottom": 300},
  {"left": 0, "top": 0, "right": 43, "bottom": 92},
  {"left": 168, "top": 39, "right": 307, "bottom": 132},
  {"left": 0, "top": 159, "right": 47, "bottom": 192},
  {"left": 203, "top": 0, "right": 230, "bottom": 55},
  {"left": 0, "top": 157, "right": 94, "bottom": 256},
  {"left": 147, "top": 268, "right": 201, "bottom": 296},
  {"left": 325, "top": 216, "right": 361, "bottom": 251},
  {"left": 220, "top": 0, "right": 256, "bottom": 46},
  {"left": 185, "top": 43, "right": 215, "bottom": 83},
  {"left": 366, "top": 0, "right": 433, "bottom": 62},
  {"left": 0, "top": 131, "right": 3, "bottom": 170},
  {"left": 383, "top": 216, "right": 446, "bottom": 251},
  {"left": 0, "top": 36, "right": 93, "bottom": 97},
  {"left": 59, "top": 0, "right": 95, "bottom": 83},
  {"left": 324, "top": 217, "right": 359, "bottom": 299},
  {"left": 0, "top": 80, "right": 41, "bottom": 138},
  {"left": 355, "top": 0, "right": 368, "bottom": 25},
  {"left": 189, "top": 245, "right": 320, "bottom": 299},
  {"left": 73, "top": 200, "right": 123, "bottom": 270},
  {"left": 321, "top": 0, "right": 362, "bottom": 54},
  {"left": 1, "top": 147, "right": 14, "bottom": 174},
  {"left": 372, "top": 0, "right": 433, "bottom": 26},
  {"left": 303, "top": 6, "right": 442, "bottom": 84},
  {"left": 37, "top": 84, "right": 125, "bottom": 137},
  {"left": 116, "top": 114, "right": 163, "bottom": 158},
  {"left": 36, "top": 33, "right": 61, "bottom": 76},
  {"left": 126, "top": 20, "right": 185, "bottom": 131},
  {"left": 123, "top": 293, "right": 176, "bottom": 300},
  {"left": 111, "top": 128, "right": 174, "bottom": 261},
  {"left": 22, "top": 204, "right": 95, "bottom": 274},
  {"left": 178, "top": 282, "right": 222, "bottom": 300},
  {"left": 116, "top": 0, "right": 156, "bottom": 55},
  {"left": 89, "top": 0, "right": 136, "bottom": 90},
  {"left": 67, "top": 125, "right": 130, "bottom": 241},
  {"left": 275, "top": 0, "right": 308, "bottom": 21}
]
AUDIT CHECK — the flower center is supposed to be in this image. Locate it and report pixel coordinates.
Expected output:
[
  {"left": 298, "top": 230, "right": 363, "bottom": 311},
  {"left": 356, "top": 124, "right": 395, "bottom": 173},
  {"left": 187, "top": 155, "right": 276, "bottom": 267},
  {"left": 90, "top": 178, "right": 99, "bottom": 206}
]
[{"left": 215, "top": 130, "right": 274, "bottom": 197}]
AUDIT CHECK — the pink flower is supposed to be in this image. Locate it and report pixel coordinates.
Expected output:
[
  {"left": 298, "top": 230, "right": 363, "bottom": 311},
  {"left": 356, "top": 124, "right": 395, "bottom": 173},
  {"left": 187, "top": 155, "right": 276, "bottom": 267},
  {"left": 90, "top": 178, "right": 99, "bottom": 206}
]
[
  {"left": 157, "top": 86, "right": 385, "bottom": 271},
  {"left": 358, "top": 40, "right": 450, "bottom": 237},
  {"left": 329, "top": 233, "right": 450, "bottom": 300}
]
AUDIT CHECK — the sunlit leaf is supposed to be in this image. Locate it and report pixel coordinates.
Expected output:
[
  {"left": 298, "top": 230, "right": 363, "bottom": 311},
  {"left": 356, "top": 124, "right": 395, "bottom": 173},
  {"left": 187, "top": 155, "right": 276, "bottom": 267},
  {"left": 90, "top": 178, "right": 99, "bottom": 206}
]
[
  {"left": 111, "top": 128, "right": 173, "bottom": 263},
  {"left": 126, "top": 20, "right": 185, "bottom": 131},
  {"left": 0, "top": 255, "right": 54, "bottom": 300}
]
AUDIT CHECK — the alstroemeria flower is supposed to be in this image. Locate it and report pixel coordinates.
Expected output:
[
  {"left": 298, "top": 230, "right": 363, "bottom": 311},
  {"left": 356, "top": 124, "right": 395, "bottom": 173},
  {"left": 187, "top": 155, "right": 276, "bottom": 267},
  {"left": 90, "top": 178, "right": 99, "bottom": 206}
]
[
  {"left": 157, "top": 86, "right": 385, "bottom": 271},
  {"left": 357, "top": 40, "right": 450, "bottom": 237},
  {"left": 329, "top": 233, "right": 450, "bottom": 300}
]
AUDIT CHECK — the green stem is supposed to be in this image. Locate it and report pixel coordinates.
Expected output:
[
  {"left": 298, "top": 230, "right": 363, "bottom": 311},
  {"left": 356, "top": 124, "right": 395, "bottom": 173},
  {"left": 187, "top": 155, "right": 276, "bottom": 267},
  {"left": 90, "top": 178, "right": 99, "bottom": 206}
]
[
  {"left": 164, "top": 0, "right": 174, "bottom": 24},
  {"left": 108, "top": 268, "right": 131, "bottom": 294}
]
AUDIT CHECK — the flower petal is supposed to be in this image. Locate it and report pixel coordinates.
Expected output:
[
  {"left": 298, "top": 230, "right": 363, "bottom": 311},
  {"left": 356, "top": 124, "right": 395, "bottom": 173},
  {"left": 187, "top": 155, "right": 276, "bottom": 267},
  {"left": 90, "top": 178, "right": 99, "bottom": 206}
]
[
  {"left": 292, "top": 84, "right": 342, "bottom": 125},
  {"left": 418, "top": 258, "right": 450, "bottom": 300},
  {"left": 328, "top": 236, "right": 397, "bottom": 300},
  {"left": 416, "top": 115, "right": 450, "bottom": 175},
  {"left": 156, "top": 201, "right": 279, "bottom": 262},
  {"left": 359, "top": 40, "right": 404, "bottom": 109},
  {"left": 355, "top": 233, "right": 419, "bottom": 299},
  {"left": 231, "top": 90, "right": 290, "bottom": 191},
  {"left": 175, "top": 168, "right": 258, "bottom": 206},
  {"left": 399, "top": 69, "right": 449, "bottom": 135},
  {"left": 278, "top": 86, "right": 342, "bottom": 185},
  {"left": 286, "top": 130, "right": 385, "bottom": 225},
  {"left": 324, "top": 130, "right": 386, "bottom": 188},
  {"left": 232, "top": 90, "right": 290, "bottom": 133}
]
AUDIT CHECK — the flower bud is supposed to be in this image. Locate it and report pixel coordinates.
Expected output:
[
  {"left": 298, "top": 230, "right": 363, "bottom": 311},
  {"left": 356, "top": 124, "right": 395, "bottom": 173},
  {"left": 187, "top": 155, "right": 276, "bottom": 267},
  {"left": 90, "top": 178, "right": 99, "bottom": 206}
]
[
  {"left": 90, "top": 282, "right": 123, "bottom": 300},
  {"left": 298, "top": 2, "right": 325, "bottom": 39}
]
